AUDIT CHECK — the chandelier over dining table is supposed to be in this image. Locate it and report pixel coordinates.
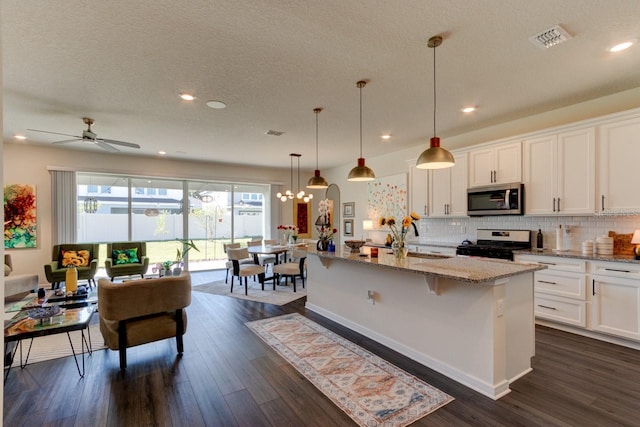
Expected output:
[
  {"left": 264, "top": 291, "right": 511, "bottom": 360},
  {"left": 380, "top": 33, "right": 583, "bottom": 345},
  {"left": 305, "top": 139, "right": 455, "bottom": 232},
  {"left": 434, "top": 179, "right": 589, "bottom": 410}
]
[{"left": 277, "top": 153, "right": 313, "bottom": 203}]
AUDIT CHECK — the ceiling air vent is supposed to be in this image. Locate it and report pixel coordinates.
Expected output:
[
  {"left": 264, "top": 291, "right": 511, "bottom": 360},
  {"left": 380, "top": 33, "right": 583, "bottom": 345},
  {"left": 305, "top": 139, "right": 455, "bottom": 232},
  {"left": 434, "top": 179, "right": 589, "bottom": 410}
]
[
  {"left": 529, "top": 25, "right": 572, "bottom": 49},
  {"left": 265, "top": 130, "right": 285, "bottom": 136}
]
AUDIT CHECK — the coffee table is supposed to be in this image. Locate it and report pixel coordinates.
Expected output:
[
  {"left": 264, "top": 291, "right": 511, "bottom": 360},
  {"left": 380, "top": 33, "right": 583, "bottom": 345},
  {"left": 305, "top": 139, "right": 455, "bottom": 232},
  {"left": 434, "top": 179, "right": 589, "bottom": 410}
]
[
  {"left": 4, "top": 306, "right": 95, "bottom": 383},
  {"left": 5, "top": 288, "right": 97, "bottom": 314}
]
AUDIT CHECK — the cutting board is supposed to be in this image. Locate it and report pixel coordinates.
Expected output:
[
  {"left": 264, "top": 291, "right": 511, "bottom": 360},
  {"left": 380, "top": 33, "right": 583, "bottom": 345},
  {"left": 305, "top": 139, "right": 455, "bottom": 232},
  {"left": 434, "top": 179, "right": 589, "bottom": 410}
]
[{"left": 608, "top": 231, "right": 635, "bottom": 255}]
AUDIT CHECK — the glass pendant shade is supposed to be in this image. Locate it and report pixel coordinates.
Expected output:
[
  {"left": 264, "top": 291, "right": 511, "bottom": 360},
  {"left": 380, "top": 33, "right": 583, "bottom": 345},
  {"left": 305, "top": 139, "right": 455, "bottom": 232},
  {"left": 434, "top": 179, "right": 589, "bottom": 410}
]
[
  {"left": 348, "top": 80, "right": 375, "bottom": 182},
  {"left": 416, "top": 137, "right": 455, "bottom": 169}
]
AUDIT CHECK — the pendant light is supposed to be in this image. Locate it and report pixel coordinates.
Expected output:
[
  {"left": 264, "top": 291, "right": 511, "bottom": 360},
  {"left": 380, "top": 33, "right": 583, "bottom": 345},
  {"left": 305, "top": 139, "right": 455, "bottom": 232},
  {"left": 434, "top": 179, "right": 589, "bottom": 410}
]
[
  {"left": 307, "top": 108, "right": 329, "bottom": 189},
  {"left": 348, "top": 80, "right": 376, "bottom": 182},
  {"left": 416, "top": 36, "right": 455, "bottom": 169},
  {"left": 276, "top": 153, "right": 313, "bottom": 202}
]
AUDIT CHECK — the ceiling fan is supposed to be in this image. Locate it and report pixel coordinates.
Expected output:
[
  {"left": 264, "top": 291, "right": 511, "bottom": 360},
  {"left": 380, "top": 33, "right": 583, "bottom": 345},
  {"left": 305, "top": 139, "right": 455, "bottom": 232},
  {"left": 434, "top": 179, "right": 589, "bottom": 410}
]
[{"left": 28, "top": 117, "right": 141, "bottom": 152}]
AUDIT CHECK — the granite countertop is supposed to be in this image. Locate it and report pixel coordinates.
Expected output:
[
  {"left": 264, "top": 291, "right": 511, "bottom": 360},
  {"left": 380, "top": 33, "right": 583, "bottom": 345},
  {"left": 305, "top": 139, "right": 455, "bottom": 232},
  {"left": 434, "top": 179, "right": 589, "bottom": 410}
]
[
  {"left": 310, "top": 248, "right": 545, "bottom": 284},
  {"left": 365, "top": 241, "right": 458, "bottom": 249},
  {"left": 516, "top": 249, "right": 639, "bottom": 264}
]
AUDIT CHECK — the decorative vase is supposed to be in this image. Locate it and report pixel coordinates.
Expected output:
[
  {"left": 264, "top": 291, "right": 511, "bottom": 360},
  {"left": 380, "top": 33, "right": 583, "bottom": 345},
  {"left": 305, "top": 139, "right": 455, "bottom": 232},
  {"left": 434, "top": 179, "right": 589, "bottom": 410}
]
[
  {"left": 163, "top": 268, "right": 173, "bottom": 277},
  {"left": 173, "top": 267, "right": 182, "bottom": 276},
  {"left": 317, "top": 239, "right": 329, "bottom": 251},
  {"left": 66, "top": 265, "right": 78, "bottom": 293},
  {"left": 392, "top": 241, "right": 408, "bottom": 261},
  {"left": 290, "top": 235, "right": 298, "bottom": 244}
]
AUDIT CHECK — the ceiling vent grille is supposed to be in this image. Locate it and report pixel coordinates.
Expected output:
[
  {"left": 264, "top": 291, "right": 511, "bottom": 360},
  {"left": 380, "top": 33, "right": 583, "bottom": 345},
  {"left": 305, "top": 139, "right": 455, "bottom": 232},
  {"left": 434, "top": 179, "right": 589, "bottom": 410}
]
[
  {"left": 265, "top": 130, "right": 285, "bottom": 136},
  {"left": 529, "top": 25, "right": 572, "bottom": 49}
]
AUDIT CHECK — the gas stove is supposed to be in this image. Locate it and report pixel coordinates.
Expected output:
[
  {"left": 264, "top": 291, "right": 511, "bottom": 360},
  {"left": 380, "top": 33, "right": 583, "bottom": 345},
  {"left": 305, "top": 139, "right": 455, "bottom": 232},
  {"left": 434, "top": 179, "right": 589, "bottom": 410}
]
[{"left": 456, "top": 229, "right": 531, "bottom": 261}]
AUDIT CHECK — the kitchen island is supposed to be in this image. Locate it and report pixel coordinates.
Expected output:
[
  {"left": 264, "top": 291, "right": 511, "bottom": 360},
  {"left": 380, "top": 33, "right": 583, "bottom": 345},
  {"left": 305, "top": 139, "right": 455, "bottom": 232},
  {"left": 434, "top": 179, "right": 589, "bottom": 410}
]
[{"left": 305, "top": 248, "right": 546, "bottom": 400}]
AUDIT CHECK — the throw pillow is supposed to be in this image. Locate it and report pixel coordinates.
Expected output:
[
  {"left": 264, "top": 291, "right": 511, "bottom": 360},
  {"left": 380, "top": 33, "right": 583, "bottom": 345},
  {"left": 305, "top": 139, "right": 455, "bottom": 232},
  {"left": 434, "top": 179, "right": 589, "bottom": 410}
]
[
  {"left": 60, "top": 249, "right": 91, "bottom": 267},
  {"left": 112, "top": 248, "right": 140, "bottom": 265},
  {"left": 4, "top": 263, "right": 11, "bottom": 276}
]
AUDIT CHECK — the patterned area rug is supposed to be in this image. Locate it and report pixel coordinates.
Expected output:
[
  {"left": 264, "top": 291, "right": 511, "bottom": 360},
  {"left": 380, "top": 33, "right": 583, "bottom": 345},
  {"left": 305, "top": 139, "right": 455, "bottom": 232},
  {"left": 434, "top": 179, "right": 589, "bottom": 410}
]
[
  {"left": 246, "top": 313, "right": 453, "bottom": 426},
  {"left": 193, "top": 279, "right": 306, "bottom": 306}
]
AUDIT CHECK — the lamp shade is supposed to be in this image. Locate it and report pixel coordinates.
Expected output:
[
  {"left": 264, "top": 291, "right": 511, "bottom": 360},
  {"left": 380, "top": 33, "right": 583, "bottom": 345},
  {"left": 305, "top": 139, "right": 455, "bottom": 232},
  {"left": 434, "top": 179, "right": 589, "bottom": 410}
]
[
  {"left": 362, "top": 220, "right": 373, "bottom": 230},
  {"left": 307, "top": 170, "right": 329, "bottom": 188},
  {"left": 348, "top": 158, "right": 376, "bottom": 181},
  {"left": 416, "top": 140, "right": 455, "bottom": 170}
]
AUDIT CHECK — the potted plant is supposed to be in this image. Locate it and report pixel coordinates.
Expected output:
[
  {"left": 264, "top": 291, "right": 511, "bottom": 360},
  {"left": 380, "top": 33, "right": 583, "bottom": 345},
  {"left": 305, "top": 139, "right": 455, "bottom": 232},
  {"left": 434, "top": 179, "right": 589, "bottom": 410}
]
[
  {"left": 173, "top": 239, "right": 200, "bottom": 275},
  {"left": 161, "top": 260, "right": 173, "bottom": 277}
]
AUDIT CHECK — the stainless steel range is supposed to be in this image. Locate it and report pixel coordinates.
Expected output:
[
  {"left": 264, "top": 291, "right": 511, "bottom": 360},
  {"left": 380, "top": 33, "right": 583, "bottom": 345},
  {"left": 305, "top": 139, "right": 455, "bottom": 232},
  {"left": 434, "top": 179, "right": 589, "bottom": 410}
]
[{"left": 456, "top": 229, "right": 531, "bottom": 261}]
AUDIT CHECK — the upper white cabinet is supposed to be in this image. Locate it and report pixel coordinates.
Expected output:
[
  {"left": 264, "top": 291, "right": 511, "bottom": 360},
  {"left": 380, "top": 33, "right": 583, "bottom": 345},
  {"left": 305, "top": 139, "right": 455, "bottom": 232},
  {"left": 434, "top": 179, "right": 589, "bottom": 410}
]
[
  {"left": 407, "top": 160, "right": 429, "bottom": 216},
  {"left": 523, "top": 128, "right": 595, "bottom": 215},
  {"left": 598, "top": 117, "right": 640, "bottom": 213},
  {"left": 428, "top": 151, "right": 467, "bottom": 217},
  {"left": 468, "top": 141, "right": 521, "bottom": 187}
]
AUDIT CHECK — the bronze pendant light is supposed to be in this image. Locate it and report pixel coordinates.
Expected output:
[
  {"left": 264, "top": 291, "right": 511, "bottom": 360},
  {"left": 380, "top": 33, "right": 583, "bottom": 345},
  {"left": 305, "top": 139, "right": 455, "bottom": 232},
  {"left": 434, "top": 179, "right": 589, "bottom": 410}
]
[
  {"left": 307, "top": 108, "right": 329, "bottom": 189},
  {"left": 348, "top": 80, "right": 376, "bottom": 181},
  {"left": 416, "top": 36, "right": 455, "bottom": 169}
]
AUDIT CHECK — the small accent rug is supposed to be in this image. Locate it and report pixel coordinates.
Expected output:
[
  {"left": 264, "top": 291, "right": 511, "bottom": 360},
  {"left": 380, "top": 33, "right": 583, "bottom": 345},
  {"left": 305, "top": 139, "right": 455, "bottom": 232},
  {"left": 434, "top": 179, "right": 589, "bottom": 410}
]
[
  {"left": 246, "top": 313, "right": 453, "bottom": 426},
  {"left": 6, "top": 322, "right": 106, "bottom": 366},
  {"left": 193, "top": 279, "right": 306, "bottom": 306}
]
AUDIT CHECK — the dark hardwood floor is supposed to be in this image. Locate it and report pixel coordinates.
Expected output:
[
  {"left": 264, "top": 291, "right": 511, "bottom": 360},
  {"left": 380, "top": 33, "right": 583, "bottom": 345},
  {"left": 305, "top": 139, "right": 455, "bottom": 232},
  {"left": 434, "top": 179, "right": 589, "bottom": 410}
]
[{"left": 4, "top": 270, "right": 640, "bottom": 426}]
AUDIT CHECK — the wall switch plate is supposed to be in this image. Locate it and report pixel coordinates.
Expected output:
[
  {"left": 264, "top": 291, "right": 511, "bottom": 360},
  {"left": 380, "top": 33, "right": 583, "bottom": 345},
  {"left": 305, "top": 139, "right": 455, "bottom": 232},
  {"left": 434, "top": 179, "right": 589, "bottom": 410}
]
[{"left": 367, "top": 290, "right": 375, "bottom": 304}]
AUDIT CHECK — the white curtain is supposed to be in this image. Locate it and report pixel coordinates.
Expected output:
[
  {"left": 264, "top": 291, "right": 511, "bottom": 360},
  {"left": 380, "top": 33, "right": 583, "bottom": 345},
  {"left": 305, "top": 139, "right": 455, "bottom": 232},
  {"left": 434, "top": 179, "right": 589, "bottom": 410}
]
[{"left": 50, "top": 169, "right": 76, "bottom": 244}]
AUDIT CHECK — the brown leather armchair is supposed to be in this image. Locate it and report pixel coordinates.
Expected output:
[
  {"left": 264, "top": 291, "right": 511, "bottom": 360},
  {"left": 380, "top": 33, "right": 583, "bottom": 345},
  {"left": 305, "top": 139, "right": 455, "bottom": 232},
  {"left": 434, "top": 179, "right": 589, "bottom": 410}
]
[
  {"left": 97, "top": 273, "right": 191, "bottom": 369},
  {"left": 44, "top": 243, "right": 100, "bottom": 289}
]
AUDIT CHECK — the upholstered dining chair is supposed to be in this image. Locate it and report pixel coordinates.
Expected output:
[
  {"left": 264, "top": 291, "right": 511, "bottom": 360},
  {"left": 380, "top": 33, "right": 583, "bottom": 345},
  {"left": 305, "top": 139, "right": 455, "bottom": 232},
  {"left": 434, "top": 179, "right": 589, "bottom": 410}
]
[
  {"left": 98, "top": 273, "right": 191, "bottom": 369},
  {"left": 224, "top": 243, "right": 255, "bottom": 283},
  {"left": 105, "top": 241, "right": 150, "bottom": 281},
  {"left": 44, "top": 243, "right": 100, "bottom": 289},
  {"left": 272, "top": 249, "right": 307, "bottom": 292},
  {"left": 227, "top": 247, "right": 266, "bottom": 295}
]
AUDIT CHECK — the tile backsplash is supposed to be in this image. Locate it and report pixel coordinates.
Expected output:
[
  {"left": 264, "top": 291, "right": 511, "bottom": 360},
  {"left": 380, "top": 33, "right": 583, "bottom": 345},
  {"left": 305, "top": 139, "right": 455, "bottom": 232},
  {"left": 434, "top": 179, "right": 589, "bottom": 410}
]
[{"left": 411, "top": 215, "right": 640, "bottom": 250}]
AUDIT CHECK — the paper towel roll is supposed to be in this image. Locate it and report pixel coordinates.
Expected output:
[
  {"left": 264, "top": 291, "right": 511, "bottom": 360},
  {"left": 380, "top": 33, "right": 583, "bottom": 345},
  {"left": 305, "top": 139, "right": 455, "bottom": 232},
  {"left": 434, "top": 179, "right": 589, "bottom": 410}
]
[{"left": 556, "top": 225, "right": 563, "bottom": 251}]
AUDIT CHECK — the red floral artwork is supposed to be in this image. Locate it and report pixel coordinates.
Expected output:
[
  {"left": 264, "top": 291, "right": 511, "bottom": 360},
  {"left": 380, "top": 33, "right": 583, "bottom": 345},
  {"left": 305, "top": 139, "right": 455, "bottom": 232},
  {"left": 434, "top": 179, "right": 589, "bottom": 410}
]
[{"left": 4, "top": 184, "right": 37, "bottom": 248}]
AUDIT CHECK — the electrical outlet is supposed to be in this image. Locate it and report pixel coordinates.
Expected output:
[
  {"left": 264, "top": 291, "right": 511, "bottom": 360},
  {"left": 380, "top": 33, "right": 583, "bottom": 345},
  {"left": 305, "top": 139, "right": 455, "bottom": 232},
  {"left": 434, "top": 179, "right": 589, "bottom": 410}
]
[
  {"left": 497, "top": 299, "right": 504, "bottom": 317},
  {"left": 367, "top": 290, "right": 375, "bottom": 305}
]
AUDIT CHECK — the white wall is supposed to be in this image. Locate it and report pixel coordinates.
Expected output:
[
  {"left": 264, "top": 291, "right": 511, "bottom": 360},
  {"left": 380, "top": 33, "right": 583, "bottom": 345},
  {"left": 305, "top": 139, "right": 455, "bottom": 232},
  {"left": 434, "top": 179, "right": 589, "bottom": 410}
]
[
  {"left": 323, "top": 88, "right": 640, "bottom": 247},
  {"left": 2, "top": 143, "right": 323, "bottom": 282}
]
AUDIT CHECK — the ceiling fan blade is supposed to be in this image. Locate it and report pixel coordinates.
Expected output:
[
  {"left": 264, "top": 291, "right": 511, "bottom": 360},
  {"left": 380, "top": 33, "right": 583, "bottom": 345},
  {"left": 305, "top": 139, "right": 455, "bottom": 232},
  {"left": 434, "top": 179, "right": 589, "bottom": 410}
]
[
  {"left": 28, "top": 129, "right": 82, "bottom": 138},
  {"left": 100, "top": 138, "right": 141, "bottom": 149},
  {"left": 96, "top": 141, "right": 120, "bottom": 152},
  {"left": 52, "top": 138, "right": 82, "bottom": 145}
]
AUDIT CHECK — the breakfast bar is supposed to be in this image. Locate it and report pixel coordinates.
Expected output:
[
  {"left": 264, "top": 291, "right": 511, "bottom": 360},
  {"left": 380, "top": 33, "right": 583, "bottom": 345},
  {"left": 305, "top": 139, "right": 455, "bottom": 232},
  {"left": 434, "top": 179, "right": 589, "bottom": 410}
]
[{"left": 305, "top": 248, "right": 546, "bottom": 400}]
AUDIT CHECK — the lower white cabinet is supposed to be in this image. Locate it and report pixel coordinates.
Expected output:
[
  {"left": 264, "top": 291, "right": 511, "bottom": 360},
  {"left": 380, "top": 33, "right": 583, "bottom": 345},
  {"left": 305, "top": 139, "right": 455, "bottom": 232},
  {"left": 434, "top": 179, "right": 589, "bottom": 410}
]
[
  {"left": 407, "top": 244, "right": 457, "bottom": 257},
  {"left": 590, "top": 261, "right": 640, "bottom": 341},
  {"left": 516, "top": 255, "right": 640, "bottom": 345}
]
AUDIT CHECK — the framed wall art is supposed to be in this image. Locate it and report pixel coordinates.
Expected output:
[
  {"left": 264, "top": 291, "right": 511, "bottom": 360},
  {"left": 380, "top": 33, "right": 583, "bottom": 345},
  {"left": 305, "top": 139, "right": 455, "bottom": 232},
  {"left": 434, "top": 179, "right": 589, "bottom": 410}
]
[
  {"left": 343, "top": 219, "right": 354, "bottom": 237},
  {"left": 343, "top": 202, "right": 354, "bottom": 218},
  {"left": 4, "top": 183, "right": 37, "bottom": 248}
]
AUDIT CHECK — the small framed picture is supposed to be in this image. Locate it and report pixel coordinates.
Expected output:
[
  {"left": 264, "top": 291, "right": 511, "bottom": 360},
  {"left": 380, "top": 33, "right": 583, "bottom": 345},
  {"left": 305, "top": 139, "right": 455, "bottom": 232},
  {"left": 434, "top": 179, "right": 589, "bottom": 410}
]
[
  {"left": 344, "top": 219, "right": 354, "bottom": 237},
  {"left": 343, "top": 202, "right": 355, "bottom": 218}
]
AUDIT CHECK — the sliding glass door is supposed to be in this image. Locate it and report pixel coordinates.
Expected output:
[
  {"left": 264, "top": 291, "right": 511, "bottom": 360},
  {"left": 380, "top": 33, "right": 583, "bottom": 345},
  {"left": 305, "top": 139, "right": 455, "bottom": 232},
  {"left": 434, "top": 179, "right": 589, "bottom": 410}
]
[{"left": 76, "top": 173, "right": 270, "bottom": 272}]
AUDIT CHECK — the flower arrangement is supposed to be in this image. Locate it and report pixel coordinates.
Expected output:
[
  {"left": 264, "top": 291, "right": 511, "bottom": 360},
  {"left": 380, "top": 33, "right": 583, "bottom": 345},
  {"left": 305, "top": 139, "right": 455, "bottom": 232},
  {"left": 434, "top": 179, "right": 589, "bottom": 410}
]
[
  {"left": 378, "top": 211, "right": 421, "bottom": 246},
  {"left": 317, "top": 225, "right": 337, "bottom": 241},
  {"left": 316, "top": 199, "right": 336, "bottom": 241},
  {"left": 277, "top": 224, "right": 298, "bottom": 243}
]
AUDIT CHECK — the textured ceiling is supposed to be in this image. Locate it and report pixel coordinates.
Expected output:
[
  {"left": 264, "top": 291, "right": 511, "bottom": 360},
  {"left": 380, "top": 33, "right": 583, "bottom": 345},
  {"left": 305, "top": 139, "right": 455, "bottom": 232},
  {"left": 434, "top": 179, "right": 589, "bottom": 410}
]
[{"left": 2, "top": 0, "right": 640, "bottom": 170}]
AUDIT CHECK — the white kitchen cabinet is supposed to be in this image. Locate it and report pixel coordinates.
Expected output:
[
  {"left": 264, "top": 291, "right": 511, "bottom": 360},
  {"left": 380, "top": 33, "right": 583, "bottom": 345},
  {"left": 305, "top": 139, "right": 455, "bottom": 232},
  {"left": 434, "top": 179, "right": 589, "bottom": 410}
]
[
  {"left": 516, "top": 255, "right": 588, "bottom": 327},
  {"left": 598, "top": 116, "right": 640, "bottom": 213},
  {"left": 406, "top": 244, "right": 457, "bottom": 257},
  {"left": 407, "top": 160, "right": 429, "bottom": 216},
  {"left": 428, "top": 151, "right": 467, "bottom": 217},
  {"left": 523, "top": 128, "right": 595, "bottom": 215},
  {"left": 468, "top": 141, "right": 521, "bottom": 187}
]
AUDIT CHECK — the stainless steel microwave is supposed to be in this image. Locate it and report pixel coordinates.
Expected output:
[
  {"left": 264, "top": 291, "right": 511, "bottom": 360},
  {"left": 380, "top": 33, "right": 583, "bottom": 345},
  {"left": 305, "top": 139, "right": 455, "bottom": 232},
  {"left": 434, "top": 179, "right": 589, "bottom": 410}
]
[{"left": 467, "top": 183, "right": 524, "bottom": 216}]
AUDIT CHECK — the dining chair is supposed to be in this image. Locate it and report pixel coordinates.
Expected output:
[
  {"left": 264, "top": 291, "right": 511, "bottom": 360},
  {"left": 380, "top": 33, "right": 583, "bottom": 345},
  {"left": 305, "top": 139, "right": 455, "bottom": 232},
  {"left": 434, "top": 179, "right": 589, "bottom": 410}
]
[
  {"left": 272, "top": 249, "right": 307, "bottom": 292},
  {"left": 224, "top": 243, "right": 254, "bottom": 283},
  {"left": 227, "top": 248, "right": 266, "bottom": 295}
]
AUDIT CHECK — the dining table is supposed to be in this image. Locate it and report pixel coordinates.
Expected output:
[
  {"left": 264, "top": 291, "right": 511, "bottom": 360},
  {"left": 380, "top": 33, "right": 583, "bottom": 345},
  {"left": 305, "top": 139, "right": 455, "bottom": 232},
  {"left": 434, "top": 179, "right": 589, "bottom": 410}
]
[{"left": 248, "top": 243, "right": 308, "bottom": 284}]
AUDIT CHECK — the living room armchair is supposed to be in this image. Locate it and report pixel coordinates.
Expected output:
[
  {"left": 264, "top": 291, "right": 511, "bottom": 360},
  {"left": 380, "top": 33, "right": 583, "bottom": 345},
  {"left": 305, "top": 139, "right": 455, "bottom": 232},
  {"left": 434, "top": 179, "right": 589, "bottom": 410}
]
[
  {"left": 98, "top": 273, "right": 191, "bottom": 369},
  {"left": 104, "top": 241, "right": 150, "bottom": 281},
  {"left": 44, "top": 243, "right": 100, "bottom": 289}
]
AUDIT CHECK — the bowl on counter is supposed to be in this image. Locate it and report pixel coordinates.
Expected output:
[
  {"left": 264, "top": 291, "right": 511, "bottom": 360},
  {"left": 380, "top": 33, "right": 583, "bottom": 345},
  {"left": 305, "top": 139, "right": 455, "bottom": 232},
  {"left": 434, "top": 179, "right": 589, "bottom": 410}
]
[{"left": 344, "top": 240, "right": 366, "bottom": 253}]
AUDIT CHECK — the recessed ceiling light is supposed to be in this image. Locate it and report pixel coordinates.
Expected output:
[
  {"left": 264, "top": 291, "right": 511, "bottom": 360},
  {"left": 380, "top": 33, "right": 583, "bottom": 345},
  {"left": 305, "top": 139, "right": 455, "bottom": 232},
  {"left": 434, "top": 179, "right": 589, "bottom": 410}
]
[
  {"left": 462, "top": 106, "right": 476, "bottom": 113},
  {"left": 14, "top": 134, "right": 27, "bottom": 140},
  {"left": 206, "top": 100, "right": 227, "bottom": 109},
  {"left": 158, "top": 151, "right": 167, "bottom": 155},
  {"left": 609, "top": 40, "right": 636, "bottom": 52},
  {"left": 381, "top": 134, "right": 392, "bottom": 140},
  {"left": 179, "top": 93, "right": 195, "bottom": 101}
]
